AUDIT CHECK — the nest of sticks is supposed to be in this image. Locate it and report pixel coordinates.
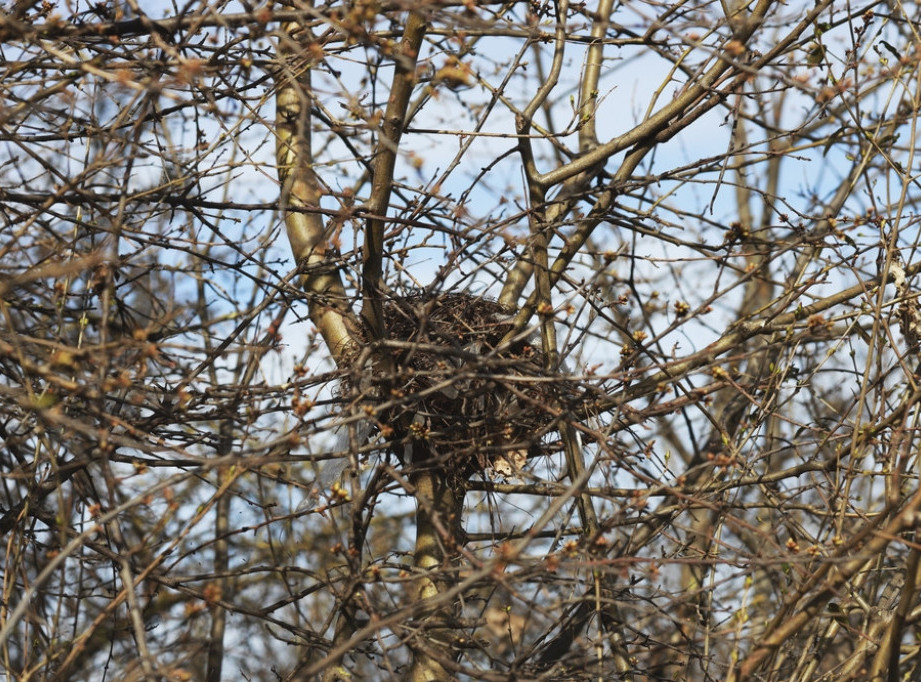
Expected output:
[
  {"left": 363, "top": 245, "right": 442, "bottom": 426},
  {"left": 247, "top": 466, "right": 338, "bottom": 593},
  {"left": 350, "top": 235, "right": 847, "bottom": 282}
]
[{"left": 341, "top": 292, "right": 577, "bottom": 478}]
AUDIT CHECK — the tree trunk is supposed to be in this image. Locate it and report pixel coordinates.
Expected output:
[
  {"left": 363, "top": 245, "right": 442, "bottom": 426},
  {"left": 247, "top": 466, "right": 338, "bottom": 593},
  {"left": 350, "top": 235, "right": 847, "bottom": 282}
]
[{"left": 408, "top": 466, "right": 464, "bottom": 681}]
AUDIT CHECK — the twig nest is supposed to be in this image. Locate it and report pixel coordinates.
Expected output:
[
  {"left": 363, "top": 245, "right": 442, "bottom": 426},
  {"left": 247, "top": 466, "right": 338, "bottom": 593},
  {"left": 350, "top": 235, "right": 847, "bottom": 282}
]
[{"left": 341, "top": 292, "right": 573, "bottom": 478}]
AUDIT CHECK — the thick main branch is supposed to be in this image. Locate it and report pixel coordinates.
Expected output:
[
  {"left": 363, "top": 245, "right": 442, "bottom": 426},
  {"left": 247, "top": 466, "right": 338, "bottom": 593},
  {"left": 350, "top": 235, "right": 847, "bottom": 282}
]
[{"left": 275, "top": 22, "right": 358, "bottom": 364}]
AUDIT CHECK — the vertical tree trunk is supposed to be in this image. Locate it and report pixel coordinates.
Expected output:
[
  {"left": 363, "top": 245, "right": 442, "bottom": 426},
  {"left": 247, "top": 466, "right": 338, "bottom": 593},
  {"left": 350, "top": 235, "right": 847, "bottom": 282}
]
[{"left": 408, "top": 467, "right": 464, "bottom": 681}]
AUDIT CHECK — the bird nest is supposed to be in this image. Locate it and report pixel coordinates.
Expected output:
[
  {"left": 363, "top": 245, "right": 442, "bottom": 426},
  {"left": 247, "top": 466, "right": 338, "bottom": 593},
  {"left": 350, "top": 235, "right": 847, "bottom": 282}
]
[{"left": 340, "top": 292, "right": 577, "bottom": 478}]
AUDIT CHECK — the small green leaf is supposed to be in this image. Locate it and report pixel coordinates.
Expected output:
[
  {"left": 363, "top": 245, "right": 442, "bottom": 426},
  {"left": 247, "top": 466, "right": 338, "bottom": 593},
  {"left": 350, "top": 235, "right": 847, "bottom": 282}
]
[
  {"left": 806, "top": 43, "right": 825, "bottom": 66},
  {"left": 822, "top": 127, "right": 845, "bottom": 157},
  {"left": 31, "top": 393, "right": 59, "bottom": 409},
  {"left": 880, "top": 40, "right": 901, "bottom": 60}
]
